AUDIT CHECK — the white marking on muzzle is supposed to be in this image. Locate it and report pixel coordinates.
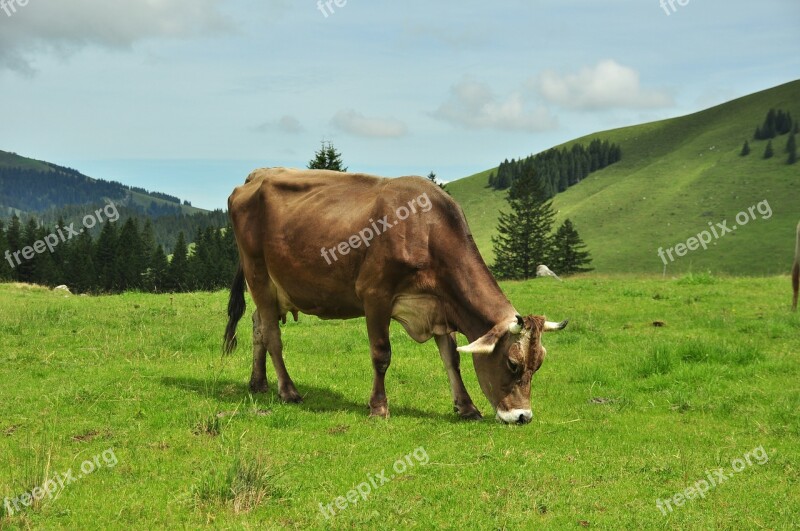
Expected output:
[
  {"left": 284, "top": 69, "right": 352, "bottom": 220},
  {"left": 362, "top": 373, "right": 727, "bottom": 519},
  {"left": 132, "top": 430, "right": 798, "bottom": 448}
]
[{"left": 496, "top": 409, "right": 533, "bottom": 424}]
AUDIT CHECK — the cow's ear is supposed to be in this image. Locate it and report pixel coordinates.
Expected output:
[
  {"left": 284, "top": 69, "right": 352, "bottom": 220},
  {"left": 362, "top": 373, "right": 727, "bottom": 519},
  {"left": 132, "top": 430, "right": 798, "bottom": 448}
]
[{"left": 457, "top": 327, "right": 503, "bottom": 355}]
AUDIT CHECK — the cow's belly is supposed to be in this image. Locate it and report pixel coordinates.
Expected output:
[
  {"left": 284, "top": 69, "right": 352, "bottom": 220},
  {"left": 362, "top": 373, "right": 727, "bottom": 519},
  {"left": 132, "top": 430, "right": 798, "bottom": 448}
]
[{"left": 271, "top": 275, "right": 365, "bottom": 320}]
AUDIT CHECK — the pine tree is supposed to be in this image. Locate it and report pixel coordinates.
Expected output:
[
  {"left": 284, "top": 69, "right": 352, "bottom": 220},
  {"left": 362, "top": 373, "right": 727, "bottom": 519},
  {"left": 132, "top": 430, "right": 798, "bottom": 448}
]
[
  {"left": 147, "top": 245, "right": 169, "bottom": 292},
  {"left": 117, "top": 218, "right": 146, "bottom": 291},
  {"left": 550, "top": 219, "right": 593, "bottom": 275},
  {"left": 166, "top": 231, "right": 189, "bottom": 292},
  {"left": 426, "top": 171, "right": 448, "bottom": 194},
  {"left": 95, "top": 221, "right": 119, "bottom": 292},
  {"left": 763, "top": 140, "right": 774, "bottom": 159},
  {"left": 0, "top": 220, "right": 12, "bottom": 280},
  {"left": 308, "top": 141, "right": 347, "bottom": 172},
  {"left": 787, "top": 132, "right": 798, "bottom": 165},
  {"left": 740, "top": 140, "right": 751, "bottom": 156},
  {"left": 63, "top": 231, "right": 95, "bottom": 293},
  {"left": 491, "top": 169, "right": 555, "bottom": 280}
]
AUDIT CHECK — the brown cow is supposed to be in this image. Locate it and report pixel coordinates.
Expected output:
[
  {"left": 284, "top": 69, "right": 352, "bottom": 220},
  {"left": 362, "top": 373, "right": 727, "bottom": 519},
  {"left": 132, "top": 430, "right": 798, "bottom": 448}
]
[
  {"left": 793, "top": 220, "right": 799, "bottom": 312},
  {"left": 223, "top": 168, "right": 567, "bottom": 424}
]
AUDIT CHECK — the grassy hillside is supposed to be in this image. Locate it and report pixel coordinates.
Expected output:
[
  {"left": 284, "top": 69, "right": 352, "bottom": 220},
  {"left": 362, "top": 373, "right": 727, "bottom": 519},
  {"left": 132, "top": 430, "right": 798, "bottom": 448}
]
[
  {"left": 0, "top": 278, "right": 797, "bottom": 528},
  {"left": 448, "top": 80, "right": 800, "bottom": 276}
]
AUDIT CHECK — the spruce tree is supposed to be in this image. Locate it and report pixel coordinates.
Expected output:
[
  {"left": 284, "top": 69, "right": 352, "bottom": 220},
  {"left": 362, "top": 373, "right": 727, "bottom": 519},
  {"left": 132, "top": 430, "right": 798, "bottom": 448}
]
[
  {"left": 95, "top": 221, "right": 119, "bottom": 292},
  {"left": 491, "top": 169, "right": 555, "bottom": 280},
  {"left": 787, "top": 133, "right": 798, "bottom": 165},
  {"left": 740, "top": 140, "right": 751, "bottom": 156},
  {"left": 308, "top": 141, "right": 347, "bottom": 172},
  {"left": 426, "top": 171, "right": 448, "bottom": 193},
  {"left": 0, "top": 220, "right": 12, "bottom": 280},
  {"left": 166, "top": 232, "right": 189, "bottom": 292},
  {"left": 763, "top": 140, "right": 774, "bottom": 159},
  {"left": 63, "top": 231, "right": 95, "bottom": 293},
  {"left": 117, "top": 218, "right": 146, "bottom": 291},
  {"left": 147, "top": 245, "right": 169, "bottom": 292},
  {"left": 550, "top": 219, "right": 593, "bottom": 275}
]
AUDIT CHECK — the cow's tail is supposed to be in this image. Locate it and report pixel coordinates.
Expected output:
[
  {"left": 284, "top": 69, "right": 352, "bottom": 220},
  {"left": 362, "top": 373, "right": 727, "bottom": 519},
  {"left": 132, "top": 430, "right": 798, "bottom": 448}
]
[
  {"left": 792, "top": 260, "right": 799, "bottom": 312},
  {"left": 224, "top": 262, "right": 246, "bottom": 354}
]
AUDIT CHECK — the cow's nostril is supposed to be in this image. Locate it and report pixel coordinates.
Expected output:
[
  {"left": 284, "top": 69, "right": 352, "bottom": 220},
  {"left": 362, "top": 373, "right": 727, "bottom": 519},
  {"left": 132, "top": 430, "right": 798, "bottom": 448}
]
[{"left": 517, "top": 413, "right": 527, "bottom": 424}]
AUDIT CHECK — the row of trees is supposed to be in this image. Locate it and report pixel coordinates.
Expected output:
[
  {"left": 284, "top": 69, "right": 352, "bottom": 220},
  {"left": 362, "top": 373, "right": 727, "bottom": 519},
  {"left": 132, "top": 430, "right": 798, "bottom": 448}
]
[
  {"left": 753, "top": 108, "right": 795, "bottom": 140},
  {"left": 487, "top": 139, "right": 622, "bottom": 198},
  {"left": 492, "top": 168, "right": 592, "bottom": 280},
  {"left": 0, "top": 215, "right": 238, "bottom": 293}
]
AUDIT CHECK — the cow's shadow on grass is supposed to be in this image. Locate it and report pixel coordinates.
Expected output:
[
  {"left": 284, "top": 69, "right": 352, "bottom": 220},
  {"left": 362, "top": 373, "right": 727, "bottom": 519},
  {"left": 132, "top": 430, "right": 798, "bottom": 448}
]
[{"left": 160, "top": 377, "right": 457, "bottom": 422}]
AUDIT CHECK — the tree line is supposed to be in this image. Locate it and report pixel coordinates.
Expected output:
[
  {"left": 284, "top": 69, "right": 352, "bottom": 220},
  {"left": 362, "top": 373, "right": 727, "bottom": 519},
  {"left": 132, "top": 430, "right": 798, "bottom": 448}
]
[
  {"left": 0, "top": 214, "right": 239, "bottom": 294},
  {"left": 487, "top": 139, "right": 622, "bottom": 198}
]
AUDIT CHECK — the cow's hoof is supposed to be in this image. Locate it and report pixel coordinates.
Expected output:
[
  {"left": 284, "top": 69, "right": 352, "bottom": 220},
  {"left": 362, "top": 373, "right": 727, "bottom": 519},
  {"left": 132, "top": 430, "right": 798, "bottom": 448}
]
[
  {"left": 279, "top": 388, "right": 303, "bottom": 403},
  {"left": 454, "top": 404, "right": 483, "bottom": 421},
  {"left": 369, "top": 404, "right": 389, "bottom": 418},
  {"left": 249, "top": 381, "right": 269, "bottom": 394}
]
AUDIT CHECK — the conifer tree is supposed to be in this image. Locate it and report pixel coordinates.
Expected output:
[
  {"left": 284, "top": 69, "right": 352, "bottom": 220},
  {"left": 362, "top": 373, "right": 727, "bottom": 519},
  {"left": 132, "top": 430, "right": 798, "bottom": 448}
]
[
  {"left": 166, "top": 231, "right": 189, "bottom": 292},
  {"left": 787, "top": 132, "right": 798, "bottom": 165},
  {"left": 740, "top": 140, "right": 751, "bottom": 156},
  {"left": 763, "top": 140, "right": 774, "bottom": 159},
  {"left": 308, "top": 141, "right": 347, "bottom": 172},
  {"left": 491, "top": 169, "right": 555, "bottom": 280},
  {"left": 95, "top": 221, "right": 119, "bottom": 292},
  {"left": 550, "top": 219, "right": 593, "bottom": 275},
  {"left": 0, "top": 220, "right": 12, "bottom": 280}
]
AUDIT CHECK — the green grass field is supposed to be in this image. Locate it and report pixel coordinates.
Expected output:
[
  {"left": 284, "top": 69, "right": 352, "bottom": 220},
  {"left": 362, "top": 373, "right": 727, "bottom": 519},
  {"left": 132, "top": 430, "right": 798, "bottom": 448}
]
[
  {"left": 448, "top": 80, "right": 800, "bottom": 275},
  {"left": 1, "top": 276, "right": 798, "bottom": 529}
]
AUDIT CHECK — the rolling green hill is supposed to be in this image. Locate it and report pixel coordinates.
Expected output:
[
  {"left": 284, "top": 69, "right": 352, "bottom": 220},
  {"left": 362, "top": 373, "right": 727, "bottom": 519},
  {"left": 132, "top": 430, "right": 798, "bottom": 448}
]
[{"left": 448, "top": 80, "right": 800, "bottom": 276}]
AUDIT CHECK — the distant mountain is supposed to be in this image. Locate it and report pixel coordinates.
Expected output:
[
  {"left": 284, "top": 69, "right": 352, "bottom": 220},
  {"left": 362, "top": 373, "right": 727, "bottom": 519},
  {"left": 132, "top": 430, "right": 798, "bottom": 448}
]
[
  {"left": 448, "top": 80, "right": 800, "bottom": 276},
  {"left": 0, "top": 150, "right": 227, "bottom": 253},
  {"left": 0, "top": 150, "right": 204, "bottom": 219}
]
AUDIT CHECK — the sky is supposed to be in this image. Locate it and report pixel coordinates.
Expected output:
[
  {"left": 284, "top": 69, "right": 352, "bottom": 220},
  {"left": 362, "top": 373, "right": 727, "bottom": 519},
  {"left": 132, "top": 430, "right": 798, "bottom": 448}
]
[{"left": 0, "top": 0, "right": 798, "bottom": 210}]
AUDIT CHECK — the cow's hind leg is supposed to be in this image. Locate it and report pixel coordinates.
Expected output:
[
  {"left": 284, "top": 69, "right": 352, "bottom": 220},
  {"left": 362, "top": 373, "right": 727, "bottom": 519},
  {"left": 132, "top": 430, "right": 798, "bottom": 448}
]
[
  {"left": 264, "top": 315, "right": 302, "bottom": 403},
  {"left": 365, "top": 301, "right": 392, "bottom": 418},
  {"left": 435, "top": 334, "right": 482, "bottom": 420},
  {"left": 242, "top": 259, "right": 302, "bottom": 402},
  {"left": 249, "top": 311, "right": 268, "bottom": 393}
]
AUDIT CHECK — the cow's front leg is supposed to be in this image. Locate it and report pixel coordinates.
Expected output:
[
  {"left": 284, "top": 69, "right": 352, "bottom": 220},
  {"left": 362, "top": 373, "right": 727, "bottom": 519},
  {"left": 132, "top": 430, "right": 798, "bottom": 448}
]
[
  {"left": 435, "top": 333, "right": 482, "bottom": 420},
  {"left": 365, "top": 303, "right": 392, "bottom": 418}
]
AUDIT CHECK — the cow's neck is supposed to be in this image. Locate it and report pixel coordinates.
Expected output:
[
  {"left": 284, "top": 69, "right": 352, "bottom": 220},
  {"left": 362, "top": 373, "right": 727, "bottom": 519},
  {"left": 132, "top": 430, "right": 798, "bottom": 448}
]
[{"left": 441, "top": 256, "right": 517, "bottom": 342}]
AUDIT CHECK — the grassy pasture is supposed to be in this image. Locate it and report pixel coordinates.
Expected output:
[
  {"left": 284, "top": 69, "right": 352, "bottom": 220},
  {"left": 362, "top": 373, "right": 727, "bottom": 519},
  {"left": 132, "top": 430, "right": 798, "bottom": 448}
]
[{"left": 0, "top": 275, "right": 798, "bottom": 529}]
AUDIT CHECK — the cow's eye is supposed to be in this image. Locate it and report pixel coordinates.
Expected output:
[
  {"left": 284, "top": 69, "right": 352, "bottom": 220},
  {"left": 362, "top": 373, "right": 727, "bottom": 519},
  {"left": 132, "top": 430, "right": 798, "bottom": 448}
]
[{"left": 507, "top": 358, "right": 522, "bottom": 374}]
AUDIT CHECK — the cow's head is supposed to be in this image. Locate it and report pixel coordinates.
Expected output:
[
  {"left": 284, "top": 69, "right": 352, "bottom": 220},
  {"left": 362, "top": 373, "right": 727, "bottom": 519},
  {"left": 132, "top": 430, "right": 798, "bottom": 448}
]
[{"left": 457, "top": 315, "right": 567, "bottom": 424}]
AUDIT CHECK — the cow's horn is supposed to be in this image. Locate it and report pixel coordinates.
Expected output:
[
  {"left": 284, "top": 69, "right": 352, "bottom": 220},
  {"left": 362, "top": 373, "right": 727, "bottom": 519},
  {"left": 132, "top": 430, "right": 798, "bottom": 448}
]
[
  {"left": 508, "top": 315, "right": 524, "bottom": 334},
  {"left": 544, "top": 319, "right": 569, "bottom": 331}
]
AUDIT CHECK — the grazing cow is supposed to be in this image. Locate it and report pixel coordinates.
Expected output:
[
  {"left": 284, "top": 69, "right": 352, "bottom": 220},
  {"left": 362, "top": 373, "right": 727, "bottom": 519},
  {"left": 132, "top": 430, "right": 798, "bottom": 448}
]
[
  {"left": 793, "top": 221, "right": 799, "bottom": 312},
  {"left": 223, "top": 168, "right": 567, "bottom": 424}
]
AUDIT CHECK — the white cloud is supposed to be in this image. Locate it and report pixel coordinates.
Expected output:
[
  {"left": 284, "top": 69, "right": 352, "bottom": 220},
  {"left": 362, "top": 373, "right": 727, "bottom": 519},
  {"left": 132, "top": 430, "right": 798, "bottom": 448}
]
[
  {"left": 254, "top": 115, "right": 305, "bottom": 134},
  {"left": 535, "top": 60, "right": 673, "bottom": 110},
  {"left": 0, "top": 0, "right": 233, "bottom": 74},
  {"left": 331, "top": 110, "right": 408, "bottom": 138},
  {"left": 430, "top": 79, "right": 557, "bottom": 132}
]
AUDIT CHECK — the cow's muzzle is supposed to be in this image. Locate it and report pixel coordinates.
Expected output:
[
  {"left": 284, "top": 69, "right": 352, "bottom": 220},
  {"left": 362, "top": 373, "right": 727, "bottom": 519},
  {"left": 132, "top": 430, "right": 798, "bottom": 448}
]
[{"left": 496, "top": 409, "right": 533, "bottom": 424}]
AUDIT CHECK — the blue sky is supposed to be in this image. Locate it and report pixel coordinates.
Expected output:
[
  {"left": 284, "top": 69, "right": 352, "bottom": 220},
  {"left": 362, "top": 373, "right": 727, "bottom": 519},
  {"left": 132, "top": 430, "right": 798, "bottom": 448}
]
[{"left": 0, "top": 0, "right": 798, "bottom": 210}]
